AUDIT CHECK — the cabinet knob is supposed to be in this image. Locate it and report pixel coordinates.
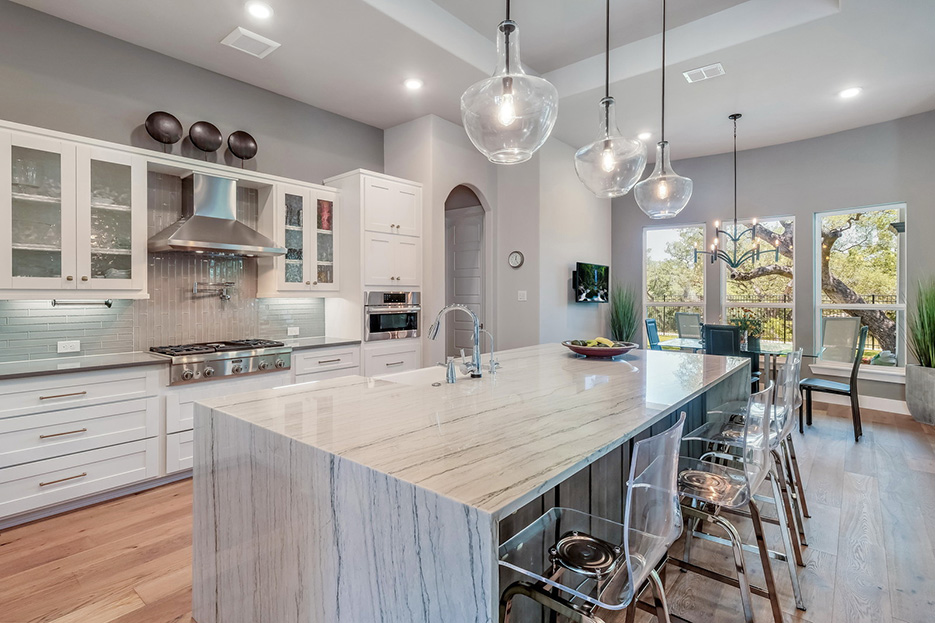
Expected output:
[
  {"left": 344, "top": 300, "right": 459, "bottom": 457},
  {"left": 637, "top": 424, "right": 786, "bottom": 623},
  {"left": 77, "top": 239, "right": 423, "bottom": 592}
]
[
  {"left": 81, "top": 276, "right": 89, "bottom": 282},
  {"left": 66, "top": 276, "right": 74, "bottom": 281},
  {"left": 396, "top": 276, "right": 401, "bottom": 281},
  {"left": 390, "top": 223, "right": 395, "bottom": 229},
  {"left": 390, "top": 276, "right": 396, "bottom": 281},
  {"left": 305, "top": 281, "right": 311, "bottom": 285},
  {"left": 313, "top": 281, "right": 318, "bottom": 286}
]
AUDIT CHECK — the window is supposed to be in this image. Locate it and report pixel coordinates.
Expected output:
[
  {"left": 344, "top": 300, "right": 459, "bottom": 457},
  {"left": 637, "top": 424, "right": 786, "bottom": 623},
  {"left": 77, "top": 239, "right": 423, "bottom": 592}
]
[
  {"left": 814, "top": 204, "right": 906, "bottom": 365},
  {"left": 723, "top": 218, "right": 795, "bottom": 346},
  {"left": 644, "top": 225, "right": 704, "bottom": 341}
]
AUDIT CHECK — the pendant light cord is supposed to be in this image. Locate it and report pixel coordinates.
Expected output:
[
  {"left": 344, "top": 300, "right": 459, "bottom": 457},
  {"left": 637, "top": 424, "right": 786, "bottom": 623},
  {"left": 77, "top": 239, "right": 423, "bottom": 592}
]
[
  {"left": 605, "top": 0, "right": 610, "bottom": 100},
  {"left": 506, "top": 0, "right": 511, "bottom": 21},
  {"left": 733, "top": 115, "right": 738, "bottom": 229},
  {"left": 661, "top": 0, "right": 667, "bottom": 143}
]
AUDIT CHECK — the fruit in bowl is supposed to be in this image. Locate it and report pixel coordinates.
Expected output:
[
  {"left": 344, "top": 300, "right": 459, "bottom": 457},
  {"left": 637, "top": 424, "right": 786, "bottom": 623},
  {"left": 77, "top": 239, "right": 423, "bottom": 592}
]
[{"left": 562, "top": 337, "right": 638, "bottom": 357}]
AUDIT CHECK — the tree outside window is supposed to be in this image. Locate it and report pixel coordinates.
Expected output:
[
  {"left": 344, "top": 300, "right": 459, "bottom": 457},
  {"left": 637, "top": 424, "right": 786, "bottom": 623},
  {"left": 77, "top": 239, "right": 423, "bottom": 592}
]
[{"left": 644, "top": 226, "right": 704, "bottom": 339}]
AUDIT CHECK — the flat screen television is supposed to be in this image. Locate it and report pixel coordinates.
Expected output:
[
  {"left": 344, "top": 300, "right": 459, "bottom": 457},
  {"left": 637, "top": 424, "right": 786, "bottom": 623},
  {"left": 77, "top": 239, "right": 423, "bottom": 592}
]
[{"left": 573, "top": 262, "right": 610, "bottom": 303}]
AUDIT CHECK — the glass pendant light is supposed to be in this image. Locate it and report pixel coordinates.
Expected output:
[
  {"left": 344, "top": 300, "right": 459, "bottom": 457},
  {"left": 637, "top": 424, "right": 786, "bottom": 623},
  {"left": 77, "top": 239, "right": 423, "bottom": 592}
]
[
  {"left": 634, "top": 0, "right": 692, "bottom": 219},
  {"left": 461, "top": 0, "right": 559, "bottom": 164},
  {"left": 574, "top": 0, "right": 647, "bottom": 198}
]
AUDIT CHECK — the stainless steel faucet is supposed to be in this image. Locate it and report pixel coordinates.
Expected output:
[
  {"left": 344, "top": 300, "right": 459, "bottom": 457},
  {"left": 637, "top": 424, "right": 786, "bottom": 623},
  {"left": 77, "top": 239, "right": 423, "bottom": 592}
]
[{"left": 428, "top": 304, "right": 482, "bottom": 378}]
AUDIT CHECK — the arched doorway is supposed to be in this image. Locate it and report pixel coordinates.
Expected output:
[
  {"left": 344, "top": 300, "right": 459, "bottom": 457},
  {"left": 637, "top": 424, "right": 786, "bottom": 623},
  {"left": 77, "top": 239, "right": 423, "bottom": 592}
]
[{"left": 444, "top": 185, "right": 486, "bottom": 358}]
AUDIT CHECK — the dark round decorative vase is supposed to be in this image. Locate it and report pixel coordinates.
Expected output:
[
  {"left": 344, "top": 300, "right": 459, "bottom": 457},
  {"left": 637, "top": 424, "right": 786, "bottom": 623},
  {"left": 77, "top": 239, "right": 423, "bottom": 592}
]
[
  {"left": 144, "top": 111, "right": 183, "bottom": 145},
  {"left": 189, "top": 121, "right": 223, "bottom": 153},
  {"left": 228, "top": 131, "right": 258, "bottom": 161}
]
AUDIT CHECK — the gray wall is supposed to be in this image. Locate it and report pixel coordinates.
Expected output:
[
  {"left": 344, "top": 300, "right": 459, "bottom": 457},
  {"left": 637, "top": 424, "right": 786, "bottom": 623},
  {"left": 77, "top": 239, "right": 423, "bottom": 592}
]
[
  {"left": 612, "top": 110, "right": 935, "bottom": 401},
  {"left": 0, "top": 0, "right": 383, "bottom": 184}
]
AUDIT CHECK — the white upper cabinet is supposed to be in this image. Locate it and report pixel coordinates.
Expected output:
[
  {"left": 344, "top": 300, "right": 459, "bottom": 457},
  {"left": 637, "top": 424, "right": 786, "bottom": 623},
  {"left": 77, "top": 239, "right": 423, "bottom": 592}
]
[
  {"left": 363, "top": 177, "right": 421, "bottom": 237},
  {"left": 363, "top": 233, "right": 421, "bottom": 287},
  {"left": 0, "top": 131, "right": 147, "bottom": 297},
  {"left": 257, "top": 182, "right": 339, "bottom": 297}
]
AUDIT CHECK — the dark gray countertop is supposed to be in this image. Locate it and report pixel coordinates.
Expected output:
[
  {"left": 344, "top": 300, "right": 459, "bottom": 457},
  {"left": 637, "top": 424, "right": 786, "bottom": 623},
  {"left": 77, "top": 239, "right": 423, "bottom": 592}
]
[
  {"left": 0, "top": 337, "right": 361, "bottom": 381},
  {"left": 0, "top": 351, "right": 168, "bottom": 381}
]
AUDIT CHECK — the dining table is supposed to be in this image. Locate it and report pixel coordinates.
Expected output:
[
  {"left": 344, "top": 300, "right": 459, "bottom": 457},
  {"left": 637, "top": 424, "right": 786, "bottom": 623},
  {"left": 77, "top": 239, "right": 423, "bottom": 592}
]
[{"left": 662, "top": 337, "right": 795, "bottom": 384}]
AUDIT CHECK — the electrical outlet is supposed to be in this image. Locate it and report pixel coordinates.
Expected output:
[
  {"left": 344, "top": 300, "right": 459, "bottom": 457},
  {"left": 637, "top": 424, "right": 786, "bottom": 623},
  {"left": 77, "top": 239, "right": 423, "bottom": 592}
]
[
  {"left": 517, "top": 290, "right": 527, "bottom": 302},
  {"left": 57, "top": 340, "right": 80, "bottom": 353},
  {"left": 287, "top": 327, "right": 300, "bottom": 337}
]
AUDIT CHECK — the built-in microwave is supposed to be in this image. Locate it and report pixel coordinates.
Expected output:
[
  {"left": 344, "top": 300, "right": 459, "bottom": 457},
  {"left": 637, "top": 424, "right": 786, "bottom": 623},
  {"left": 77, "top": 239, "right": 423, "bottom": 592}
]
[{"left": 364, "top": 291, "right": 421, "bottom": 342}]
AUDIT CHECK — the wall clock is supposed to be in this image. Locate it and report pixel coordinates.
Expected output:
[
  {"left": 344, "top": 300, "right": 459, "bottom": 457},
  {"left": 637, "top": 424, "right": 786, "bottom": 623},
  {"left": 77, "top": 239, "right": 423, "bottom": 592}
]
[{"left": 508, "top": 251, "right": 525, "bottom": 268}]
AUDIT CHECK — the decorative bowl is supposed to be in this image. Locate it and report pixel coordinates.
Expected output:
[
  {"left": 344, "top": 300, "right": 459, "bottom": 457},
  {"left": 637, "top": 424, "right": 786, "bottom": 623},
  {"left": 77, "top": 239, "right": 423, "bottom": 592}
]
[{"left": 562, "top": 341, "right": 638, "bottom": 358}]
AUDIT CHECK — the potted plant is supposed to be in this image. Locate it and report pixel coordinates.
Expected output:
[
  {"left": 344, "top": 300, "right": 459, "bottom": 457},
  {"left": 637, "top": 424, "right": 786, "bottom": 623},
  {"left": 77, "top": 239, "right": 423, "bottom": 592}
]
[
  {"left": 610, "top": 283, "right": 640, "bottom": 344},
  {"left": 907, "top": 280, "right": 935, "bottom": 425},
  {"left": 729, "top": 308, "right": 764, "bottom": 350}
]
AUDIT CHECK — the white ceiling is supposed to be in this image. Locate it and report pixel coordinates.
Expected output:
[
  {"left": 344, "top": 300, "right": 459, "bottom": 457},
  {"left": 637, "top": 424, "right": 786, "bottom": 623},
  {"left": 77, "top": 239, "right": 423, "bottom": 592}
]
[{"left": 11, "top": 0, "right": 935, "bottom": 159}]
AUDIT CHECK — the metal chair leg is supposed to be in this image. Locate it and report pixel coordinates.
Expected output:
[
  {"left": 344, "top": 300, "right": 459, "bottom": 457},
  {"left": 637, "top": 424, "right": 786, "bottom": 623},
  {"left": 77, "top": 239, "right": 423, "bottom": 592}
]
[
  {"left": 771, "top": 450, "right": 805, "bottom": 566},
  {"left": 769, "top": 460, "right": 806, "bottom": 611},
  {"left": 850, "top": 391, "right": 863, "bottom": 442},
  {"left": 499, "top": 581, "right": 605, "bottom": 623},
  {"left": 781, "top": 440, "right": 808, "bottom": 545},
  {"left": 647, "top": 568, "right": 673, "bottom": 623},
  {"left": 786, "top": 436, "right": 811, "bottom": 518},
  {"left": 749, "top": 499, "right": 785, "bottom": 623},
  {"left": 805, "top": 389, "right": 813, "bottom": 427}
]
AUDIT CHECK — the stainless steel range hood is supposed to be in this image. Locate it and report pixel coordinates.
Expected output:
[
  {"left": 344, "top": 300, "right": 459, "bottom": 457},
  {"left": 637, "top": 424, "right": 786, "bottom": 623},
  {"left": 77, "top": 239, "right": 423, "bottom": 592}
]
[{"left": 148, "top": 173, "right": 286, "bottom": 257}]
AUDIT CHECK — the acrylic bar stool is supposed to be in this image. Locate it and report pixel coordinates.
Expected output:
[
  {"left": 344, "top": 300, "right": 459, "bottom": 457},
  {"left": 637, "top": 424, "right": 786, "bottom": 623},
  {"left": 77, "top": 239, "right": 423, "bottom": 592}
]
[
  {"left": 498, "top": 414, "right": 686, "bottom": 623},
  {"left": 670, "top": 384, "right": 793, "bottom": 623}
]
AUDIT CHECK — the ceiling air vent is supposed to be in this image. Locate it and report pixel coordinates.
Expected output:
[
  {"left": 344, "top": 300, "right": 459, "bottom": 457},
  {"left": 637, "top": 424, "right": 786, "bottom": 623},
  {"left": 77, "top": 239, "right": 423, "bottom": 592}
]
[
  {"left": 220, "top": 27, "right": 281, "bottom": 59},
  {"left": 682, "top": 63, "right": 725, "bottom": 84}
]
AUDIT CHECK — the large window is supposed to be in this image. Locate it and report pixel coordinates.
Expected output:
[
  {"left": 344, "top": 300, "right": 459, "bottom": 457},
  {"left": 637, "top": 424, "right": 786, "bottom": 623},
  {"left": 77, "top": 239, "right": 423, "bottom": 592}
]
[
  {"left": 644, "top": 225, "right": 704, "bottom": 340},
  {"left": 814, "top": 204, "right": 906, "bottom": 364},
  {"left": 722, "top": 218, "right": 795, "bottom": 346}
]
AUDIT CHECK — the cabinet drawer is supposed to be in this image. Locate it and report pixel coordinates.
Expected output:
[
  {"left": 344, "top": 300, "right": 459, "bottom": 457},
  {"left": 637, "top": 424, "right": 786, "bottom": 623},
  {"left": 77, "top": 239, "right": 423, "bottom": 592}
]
[
  {"left": 294, "top": 346, "right": 359, "bottom": 375},
  {"left": 364, "top": 344, "right": 421, "bottom": 377},
  {"left": 165, "top": 370, "right": 292, "bottom": 433},
  {"left": 165, "top": 430, "right": 193, "bottom": 474},
  {"left": 0, "top": 438, "right": 158, "bottom": 519},
  {"left": 0, "top": 397, "right": 158, "bottom": 468},
  {"left": 0, "top": 368, "right": 159, "bottom": 419},
  {"left": 295, "top": 365, "right": 361, "bottom": 385}
]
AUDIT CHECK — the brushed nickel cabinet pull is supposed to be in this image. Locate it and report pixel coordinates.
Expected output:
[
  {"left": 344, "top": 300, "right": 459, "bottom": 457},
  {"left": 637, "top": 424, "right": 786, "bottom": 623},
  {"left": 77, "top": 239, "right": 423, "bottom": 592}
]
[
  {"left": 39, "top": 472, "right": 87, "bottom": 487},
  {"left": 66, "top": 275, "right": 74, "bottom": 281},
  {"left": 39, "top": 391, "right": 87, "bottom": 401},
  {"left": 81, "top": 276, "right": 89, "bottom": 282},
  {"left": 39, "top": 428, "right": 88, "bottom": 439},
  {"left": 318, "top": 358, "right": 341, "bottom": 364},
  {"left": 385, "top": 361, "right": 404, "bottom": 367}
]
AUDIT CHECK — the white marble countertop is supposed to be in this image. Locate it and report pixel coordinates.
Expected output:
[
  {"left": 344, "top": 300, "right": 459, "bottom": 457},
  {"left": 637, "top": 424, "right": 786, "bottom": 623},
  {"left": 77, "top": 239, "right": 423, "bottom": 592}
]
[
  {"left": 280, "top": 336, "right": 360, "bottom": 351},
  {"left": 0, "top": 351, "right": 168, "bottom": 381},
  {"left": 201, "top": 344, "right": 749, "bottom": 518}
]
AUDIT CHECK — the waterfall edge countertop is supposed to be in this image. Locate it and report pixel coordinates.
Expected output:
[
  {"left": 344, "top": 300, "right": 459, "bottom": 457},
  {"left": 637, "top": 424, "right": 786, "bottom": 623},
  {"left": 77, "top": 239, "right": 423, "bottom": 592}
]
[{"left": 199, "top": 343, "right": 749, "bottom": 519}]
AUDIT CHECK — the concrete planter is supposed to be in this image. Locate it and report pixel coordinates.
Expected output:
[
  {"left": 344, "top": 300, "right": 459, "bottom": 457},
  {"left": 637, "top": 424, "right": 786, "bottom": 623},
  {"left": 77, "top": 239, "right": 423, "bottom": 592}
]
[{"left": 906, "top": 364, "right": 935, "bottom": 426}]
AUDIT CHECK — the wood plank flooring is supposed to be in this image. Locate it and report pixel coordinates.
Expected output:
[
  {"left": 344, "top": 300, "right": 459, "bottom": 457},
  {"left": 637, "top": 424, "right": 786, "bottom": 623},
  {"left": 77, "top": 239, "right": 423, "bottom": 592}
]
[{"left": 0, "top": 405, "right": 933, "bottom": 623}]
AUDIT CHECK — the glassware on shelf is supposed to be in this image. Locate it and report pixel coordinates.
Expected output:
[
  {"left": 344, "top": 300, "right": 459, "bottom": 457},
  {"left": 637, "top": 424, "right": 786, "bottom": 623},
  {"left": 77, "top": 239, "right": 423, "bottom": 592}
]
[
  {"left": 285, "top": 194, "right": 304, "bottom": 228},
  {"left": 317, "top": 232, "right": 333, "bottom": 263},
  {"left": 285, "top": 261, "right": 303, "bottom": 283},
  {"left": 12, "top": 249, "right": 61, "bottom": 279},
  {"left": 91, "top": 253, "right": 132, "bottom": 279},
  {"left": 317, "top": 200, "right": 333, "bottom": 231},
  {"left": 90, "top": 210, "right": 131, "bottom": 250},
  {"left": 317, "top": 264, "right": 333, "bottom": 284},
  {"left": 285, "top": 229, "right": 303, "bottom": 260}
]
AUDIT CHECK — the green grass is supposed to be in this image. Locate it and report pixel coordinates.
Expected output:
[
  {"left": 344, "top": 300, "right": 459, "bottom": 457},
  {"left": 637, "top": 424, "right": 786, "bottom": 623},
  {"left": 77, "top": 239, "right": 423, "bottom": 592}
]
[{"left": 908, "top": 280, "right": 935, "bottom": 368}]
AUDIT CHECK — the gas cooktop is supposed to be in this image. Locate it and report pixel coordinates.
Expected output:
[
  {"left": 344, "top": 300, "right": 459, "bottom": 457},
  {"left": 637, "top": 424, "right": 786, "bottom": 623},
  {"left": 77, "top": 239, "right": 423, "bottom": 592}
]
[
  {"left": 150, "top": 339, "right": 285, "bottom": 357},
  {"left": 150, "top": 339, "right": 291, "bottom": 385}
]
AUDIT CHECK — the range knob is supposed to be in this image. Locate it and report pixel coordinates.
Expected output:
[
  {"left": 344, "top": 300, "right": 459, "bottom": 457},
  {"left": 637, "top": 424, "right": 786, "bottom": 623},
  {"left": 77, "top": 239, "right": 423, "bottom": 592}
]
[
  {"left": 231, "top": 364, "right": 244, "bottom": 374},
  {"left": 181, "top": 369, "right": 194, "bottom": 381},
  {"left": 275, "top": 359, "right": 286, "bottom": 369},
  {"left": 259, "top": 361, "right": 271, "bottom": 371},
  {"left": 203, "top": 367, "right": 215, "bottom": 378}
]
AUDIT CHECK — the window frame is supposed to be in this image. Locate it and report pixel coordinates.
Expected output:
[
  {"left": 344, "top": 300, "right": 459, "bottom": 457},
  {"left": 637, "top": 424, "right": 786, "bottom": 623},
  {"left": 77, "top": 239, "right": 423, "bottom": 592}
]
[
  {"left": 812, "top": 202, "right": 907, "bottom": 366},
  {"left": 719, "top": 215, "right": 796, "bottom": 347},
  {"left": 642, "top": 223, "right": 707, "bottom": 341}
]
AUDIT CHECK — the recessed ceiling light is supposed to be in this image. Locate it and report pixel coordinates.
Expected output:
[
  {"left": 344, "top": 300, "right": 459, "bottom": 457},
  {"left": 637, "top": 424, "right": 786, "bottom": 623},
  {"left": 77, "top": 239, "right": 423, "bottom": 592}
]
[
  {"left": 246, "top": 1, "right": 273, "bottom": 19},
  {"left": 638, "top": 132, "right": 652, "bottom": 141},
  {"left": 404, "top": 78, "right": 424, "bottom": 91},
  {"left": 838, "top": 87, "right": 863, "bottom": 99}
]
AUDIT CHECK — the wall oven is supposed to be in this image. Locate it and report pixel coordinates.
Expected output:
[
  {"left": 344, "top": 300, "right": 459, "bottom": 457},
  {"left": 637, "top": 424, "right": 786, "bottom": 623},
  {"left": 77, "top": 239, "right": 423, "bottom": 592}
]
[{"left": 364, "top": 291, "right": 421, "bottom": 342}]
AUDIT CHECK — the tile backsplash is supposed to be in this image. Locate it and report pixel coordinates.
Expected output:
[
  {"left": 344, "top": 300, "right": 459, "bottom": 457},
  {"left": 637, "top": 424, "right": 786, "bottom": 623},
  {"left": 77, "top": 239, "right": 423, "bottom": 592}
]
[{"left": 0, "top": 173, "right": 325, "bottom": 362}]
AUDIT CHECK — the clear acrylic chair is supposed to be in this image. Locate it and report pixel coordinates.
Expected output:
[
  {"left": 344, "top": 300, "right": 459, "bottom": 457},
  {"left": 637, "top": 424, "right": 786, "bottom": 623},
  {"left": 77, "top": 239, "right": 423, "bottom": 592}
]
[
  {"left": 671, "top": 384, "right": 799, "bottom": 623},
  {"left": 682, "top": 350, "right": 809, "bottom": 612},
  {"left": 498, "top": 414, "right": 686, "bottom": 623},
  {"left": 675, "top": 312, "right": 702, "bottom": 339}
]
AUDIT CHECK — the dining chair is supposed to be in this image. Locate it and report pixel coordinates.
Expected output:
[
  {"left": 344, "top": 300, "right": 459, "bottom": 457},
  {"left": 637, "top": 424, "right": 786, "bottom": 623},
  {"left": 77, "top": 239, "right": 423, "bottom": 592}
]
[
  {"left": 675, "top": 312, "right": 702, "bottom": 339},
  {"left": 645, "top": 318, "right": 662, "bottom": 350},
  {"left": 799, "top": 324, "right": 869, "bottom": 442},
  {"left": 498, "top": 414, "right": 686, "bottom": 622},
  {"left": 702, "top": 324, "right": 761, "bottom": 390}
]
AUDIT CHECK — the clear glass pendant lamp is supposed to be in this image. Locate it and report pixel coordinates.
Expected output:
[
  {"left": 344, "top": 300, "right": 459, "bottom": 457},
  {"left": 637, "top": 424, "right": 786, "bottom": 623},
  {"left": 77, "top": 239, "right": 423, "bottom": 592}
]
[
  {"left": 461, "top": 19, "right": 559, "bottom": 165},
  {"left": 574, "top": 0, "right": 646, "bottom": 198}
]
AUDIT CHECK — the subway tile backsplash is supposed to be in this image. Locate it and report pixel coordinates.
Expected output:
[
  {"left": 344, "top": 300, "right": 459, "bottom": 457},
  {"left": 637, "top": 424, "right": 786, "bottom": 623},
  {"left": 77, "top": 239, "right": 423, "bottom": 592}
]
[{"left": 0, "top": 173, "right": 325, "bottom": 362}]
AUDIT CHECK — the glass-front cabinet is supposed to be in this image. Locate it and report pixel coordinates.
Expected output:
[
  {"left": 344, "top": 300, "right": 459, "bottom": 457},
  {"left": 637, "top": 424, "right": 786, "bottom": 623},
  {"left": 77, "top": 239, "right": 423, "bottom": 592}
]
[
  {"left": 258, "top": 182, "right": 339, "bottom": 296},
  {"left": 0, "top": 131, "right": 147, "bottom": 297}
]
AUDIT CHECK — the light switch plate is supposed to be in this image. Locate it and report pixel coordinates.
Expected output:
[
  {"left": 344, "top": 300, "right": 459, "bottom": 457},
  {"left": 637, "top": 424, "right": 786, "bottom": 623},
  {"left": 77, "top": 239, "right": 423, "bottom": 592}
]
[
  {"left": 57, "top": 340, "right": 80, "bottom": 353},
  {"left": 518, "top": 290, "right": 527, "bottom": 302},
  {"left": 287, "top": 327, "right": 300, "bottom": 336}
]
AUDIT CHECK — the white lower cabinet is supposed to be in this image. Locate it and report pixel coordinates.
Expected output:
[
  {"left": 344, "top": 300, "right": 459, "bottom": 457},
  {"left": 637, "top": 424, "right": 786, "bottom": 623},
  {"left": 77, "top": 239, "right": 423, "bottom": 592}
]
[
  {"left": 363, "top": 341, "right": 422, "bottom": 377},
  {"left": 0, "top": 438, "right": 158, "bottom": 519},
  {"left": 165, "top": 430, "right": 193, "bottom": 474}
]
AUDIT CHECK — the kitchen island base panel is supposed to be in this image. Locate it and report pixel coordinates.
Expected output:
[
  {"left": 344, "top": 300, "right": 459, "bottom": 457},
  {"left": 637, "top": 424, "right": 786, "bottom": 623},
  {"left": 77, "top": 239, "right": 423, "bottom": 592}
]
[{"left": 193, "top": 408, "right": 496, "bottom": 623}]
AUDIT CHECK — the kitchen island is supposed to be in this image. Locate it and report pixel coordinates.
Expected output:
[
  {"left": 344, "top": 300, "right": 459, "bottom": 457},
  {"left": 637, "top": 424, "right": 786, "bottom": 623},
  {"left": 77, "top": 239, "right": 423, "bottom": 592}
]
[{"left": 192, "top": 344, "right": 750, "bottom": 623}]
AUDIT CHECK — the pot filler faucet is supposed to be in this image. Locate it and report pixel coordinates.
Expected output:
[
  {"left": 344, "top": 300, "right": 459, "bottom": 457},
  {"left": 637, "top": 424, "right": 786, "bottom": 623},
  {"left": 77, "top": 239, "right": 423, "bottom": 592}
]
[{"left": 428, "top": 304, "right": 483, "bottom": 378}]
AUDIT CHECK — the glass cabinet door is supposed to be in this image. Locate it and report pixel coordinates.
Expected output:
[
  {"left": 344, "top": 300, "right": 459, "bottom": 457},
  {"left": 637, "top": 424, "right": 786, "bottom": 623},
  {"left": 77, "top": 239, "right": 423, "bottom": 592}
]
[
  {"left": 76, "top": 147, "right": 144, "bottom": 290},
  {"left": 278, "top": 184, "right": 311, "bottom": 291},
  {"left": 314, "top": 195, "right": 337, "bottom": 289},
  {"left": 1, "top": 132, "right": 77, "bottom": 289}
]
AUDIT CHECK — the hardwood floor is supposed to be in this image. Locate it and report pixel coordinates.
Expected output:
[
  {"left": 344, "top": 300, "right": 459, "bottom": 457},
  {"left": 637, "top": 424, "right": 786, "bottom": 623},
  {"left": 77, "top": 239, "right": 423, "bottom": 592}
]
[{"left": 1, "top": 405, "right": 932, "bottom": 623}]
